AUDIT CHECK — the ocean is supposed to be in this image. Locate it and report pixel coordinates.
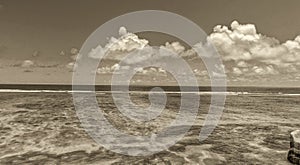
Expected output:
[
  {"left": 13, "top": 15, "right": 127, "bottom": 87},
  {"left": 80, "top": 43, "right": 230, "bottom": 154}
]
[{"left": 0, "top": 85, "right": 299, "bottom": 164}]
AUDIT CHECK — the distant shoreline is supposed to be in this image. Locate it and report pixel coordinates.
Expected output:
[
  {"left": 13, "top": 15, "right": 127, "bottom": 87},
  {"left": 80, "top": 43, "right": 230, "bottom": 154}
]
[
  {"left": 0, "top": 84, "right": 299, "bottom": 94},
  {"left": 0, "top": 84, "right": 209, "bottom": 91}
]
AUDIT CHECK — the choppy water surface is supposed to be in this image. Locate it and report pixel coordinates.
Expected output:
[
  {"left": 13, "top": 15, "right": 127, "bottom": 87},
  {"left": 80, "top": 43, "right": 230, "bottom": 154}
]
[{"left": 0, "top": 87, "right": 299, "bottom": 164}]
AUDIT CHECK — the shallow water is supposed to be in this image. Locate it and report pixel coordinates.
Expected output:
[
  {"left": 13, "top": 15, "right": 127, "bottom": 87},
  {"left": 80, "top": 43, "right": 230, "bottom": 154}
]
[{"left": 0, "top": 91, "right": 299, "bottom": 164}]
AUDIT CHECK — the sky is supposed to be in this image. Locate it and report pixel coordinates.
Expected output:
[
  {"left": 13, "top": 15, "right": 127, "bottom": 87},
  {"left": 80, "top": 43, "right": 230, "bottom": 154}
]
[{"left": 0, "top": 0, "right": 300, "bottom": 86}]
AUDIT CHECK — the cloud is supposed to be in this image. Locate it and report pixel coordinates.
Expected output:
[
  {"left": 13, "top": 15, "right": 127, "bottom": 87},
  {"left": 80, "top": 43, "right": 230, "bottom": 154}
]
[
  {"left": 107, "top": 33, "right": 148, "bottom": 53},
  {"left": 237, "top": 61, "right": 248, "bottom": 68},
  {"left": 92, "top": 65, "right": 168, "bottom": 76},
  {"left": 88, "top": 45, "right": 105, "bottom": 59},
  {"left": 233, "top": 67, "right": 242, "bottom": 75},
  {"left": 96, "top": 66, "right": 111, "bottom": 74},
  {"left": 230, "top": 21, "right": 257, "bottom": 36},
  {"left": 206, "top": 20, "right": 300, "bottom": 83},
  {"left": 134, "top": 67, "right": 148, "bottom": 74},
  {"left": 21, "top": 60, "right": 34, "bottom": 68},
  {"left": 100, "top": 29, "right": 148, "bottom": 60},
  {"left": 70, "top": 47, "right": 79, "bottom": 55},
  {"left": 95, "top": 63, "right": 121, "bottom": 74},
  {"left": 193, "top": 69, "right": 208, "bottom": 76},
  {"left": 158, "top": 68, "right": 167, "bottom": 74},
  {"left": 87, "top": 30, "right": 149, "bottom": 62},
  {"left": 162, "top": 42, "right": 185, "bottom": 54},
  {"left": 8, "top": 59, "right": 60, "bottom": 70},
  {"left": 74, "top": 23, "right": 300, "bottom": 84},
  {"left": 119, "top": 26, "right": 128, "bottom": 36},
  {"left": 209, "top": 21, "right": 300, "bottom": 68},
  {"left": 251, "top": 65, "right": 278, "bottom": 75},
  {"left": 59, "top": 50, "right": 66, "bottom": 56},
  {"left": 66, "top": 62, "right": 77, "bottom": 71},
  {"left": 135, "top": 67, "right": 168, "bottom": 75},
  {"left": 88, "top": 27, "right": 186, "bottom": 64},
  {"left": 120, "top": 46, "right": 154, "bottom": 65},
  {"left": 111, "top": 63, "right": 120, "bottom": 71}
]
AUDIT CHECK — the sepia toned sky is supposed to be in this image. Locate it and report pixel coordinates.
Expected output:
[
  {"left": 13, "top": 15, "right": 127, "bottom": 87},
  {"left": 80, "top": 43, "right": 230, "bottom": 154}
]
[{"left": 0, "top": 0, "right": 300, "bottom": 86}]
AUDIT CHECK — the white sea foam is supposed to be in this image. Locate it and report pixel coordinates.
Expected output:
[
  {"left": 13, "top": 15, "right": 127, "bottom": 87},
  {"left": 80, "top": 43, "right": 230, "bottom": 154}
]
[
  {"left": 282, "top": 94, "right": 300, "bottom": 96},
  {"left": 0, "top": 89, "right": 299, "bottom": 96},
  {"left": 0, "top": 89, "right": 70, "bottom": 93}
]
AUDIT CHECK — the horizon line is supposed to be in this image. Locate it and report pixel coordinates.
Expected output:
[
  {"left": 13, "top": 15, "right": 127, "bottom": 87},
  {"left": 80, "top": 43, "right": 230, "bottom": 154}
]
[{"left": 0, "top": 83, "right": 299, "bottom": 88}]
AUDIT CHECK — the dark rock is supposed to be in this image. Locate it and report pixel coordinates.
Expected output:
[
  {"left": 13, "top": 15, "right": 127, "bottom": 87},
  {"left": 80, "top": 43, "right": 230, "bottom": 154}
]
[{"left": 288, "top": 130, "right": 300, "bottom": 164}]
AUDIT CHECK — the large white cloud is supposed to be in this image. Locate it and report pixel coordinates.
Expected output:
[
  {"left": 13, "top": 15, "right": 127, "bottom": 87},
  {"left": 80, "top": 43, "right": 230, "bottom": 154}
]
[
  {"left": 88, "top": 27, "right": 186, "bottom": 64},
  {"left": 207, "top": 20, "right": 300, "bottom": 82},
  {"left": 69, "top": 23, "right": 300, "bottom": 84},
  {"left": 88, "top": 28, "right": 149, "bottom": 61},
  {"left": 209, "top": 21, "right": 300, "bottom": 67},
  {"left": 162, "top": 42, "right": 185, "bottom": 54}
]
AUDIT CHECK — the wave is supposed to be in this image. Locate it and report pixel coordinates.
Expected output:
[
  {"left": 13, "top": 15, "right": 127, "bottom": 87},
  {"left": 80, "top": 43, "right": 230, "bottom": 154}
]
[
  {"left": 0, "top": 89, "right": 299, "bottom": 96},
  {"left": 0, "top": 89, "right": 70, "bottom": 93}
]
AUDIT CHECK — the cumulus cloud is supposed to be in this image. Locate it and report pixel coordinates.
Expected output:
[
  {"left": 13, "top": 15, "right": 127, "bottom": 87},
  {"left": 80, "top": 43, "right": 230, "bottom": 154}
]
[
  {"left": 96, "top": 66, "right": 111, "bottom": 74},
  {"left": 88, "top": 45, "right": 105, "bottom": 59},
  {"left": 101, "top": 65, "right": 168, "bottom": 76},
  {"left": 21, "top": 60, "right": 35, "bottom": 68},
  {"left": 237, "top": 61, "right": 248, "bottom": 68},
  {"left": 233, "top": 67, "right": 242, "bottom": 75},
  {"left": 66, "top": 62, "right": 78, "bottom": 72},
  {"left": 133, "top": 67, "right": 167, "bottom": 77},
  {"left": 206, "top": 20, "right": 300, "bottom": 83},
  {"left": 158, "top": 68, "right": 167, "bottom": 74},
  {"left": 134, "top": 67, "right": 148, "bottom": 74},
  {"left": 209, "top": 21, "right": 300, "bottom": 68},
  {"left": 95, "top": 63, "right": 122, "bottom": 74},
  {"left": 70, "top": 47, "right": 79, "bottom": 55},
  {"left": 59, "top": 50, "right": 66, "bottom": 56},
  {"left": 119, "top": 26, "right": 127, "bottom": 36},
  {"left": 87, "top": 30, "right": 149, "bottom": 62},
  {"left": 193, "top": 69, "right": 208, "bottom": 77},
  {"left": 111, "top": 63, "right": 120, "bottom": 71},
  {"left": 162, "top": 42, "right": 185, "bottom": 54},
  {"left": 72, "top": 23, "right": 300, "bottom": 84},
  {"left": 10, "top": 59, "right": 59, "bottom": 69},
  {"left": 88, "top": 27, "right": 187, "bottom": 64},
  {"left": 251, "top": 65, "right": 278, "bottom": 75}
]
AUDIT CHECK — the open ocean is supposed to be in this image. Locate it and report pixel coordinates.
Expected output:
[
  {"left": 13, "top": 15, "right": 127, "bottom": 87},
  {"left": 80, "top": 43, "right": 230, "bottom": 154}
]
[
  {"left": 0, "top": 84, "right": 300, "bottom": 94},
  {"left": 0, "top": 85, "right": 299, "bottom": 164}
]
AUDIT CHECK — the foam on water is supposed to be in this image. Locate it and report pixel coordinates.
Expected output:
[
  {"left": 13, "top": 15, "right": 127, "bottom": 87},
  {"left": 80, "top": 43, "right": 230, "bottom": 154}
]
[
  {"left": 0, "top": 89, "right": 299, "bottom": 96},
  {"left": 0, "top": 89, "right": 70, "bottom": 93}
]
